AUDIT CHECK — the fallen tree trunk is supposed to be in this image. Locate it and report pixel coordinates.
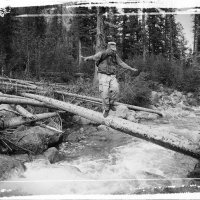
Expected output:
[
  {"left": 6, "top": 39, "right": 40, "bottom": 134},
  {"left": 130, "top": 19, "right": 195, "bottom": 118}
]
[
  {"left": 0, "top": 97, "right": 55, "bottom": 109},
  {"left": 55, "top": 91, "right": 163, "bottom": 116},
  {"left": 0, "top": 112, "right": 60, "bottom": 129},
  {"left": 0, "top": 92, "right": 28, "bottom": 100},
  {"left": 16, "top": 105, "right": 34, "bottom": 118},
  {"left": 0, "top": 81, "right": 45, "bottom": 91},
  {"left": 0, "top": 77, "right": 163, "bottom": 116},
  {"left": 0, "top": 94, "right": 28, "bottom": 99},
  {"left": 15, "top": 105, "right": 63, "bottom": 133},
  {"left": 22, "top": 92, "right": 200, "bottom": 159},
  {"left": 0, "top": 76, "right": 35, "bottom": 86}
]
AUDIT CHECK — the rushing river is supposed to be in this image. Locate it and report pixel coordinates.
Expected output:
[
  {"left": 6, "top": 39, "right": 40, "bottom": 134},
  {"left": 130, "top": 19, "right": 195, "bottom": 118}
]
[{"left": 0, "top": 113, "right": 200, "bottom": 196}]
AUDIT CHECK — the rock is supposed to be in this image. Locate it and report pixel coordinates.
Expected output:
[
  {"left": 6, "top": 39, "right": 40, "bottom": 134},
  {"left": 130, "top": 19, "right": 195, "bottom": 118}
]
[
  {"left": 171, "top": 96, "right": 181, "bottom": 105},
  {"left": 177, "top": 101, "right": 195, "bottom": 111},
  {"left": 0, "top": 104, "right": 18, "bottom": 119},
  {"left": 97, "top": 125, "right": 114, "bottom": 132},
  {"left": 84, "top": 126, "right": 98, "bottom": 135},
  {"left": 43, "top": 147, "right": 60, "bottom": 164},
  {"left": 188, "top": 98, "right": 198, "bottom": 106},
  {"left": 135, "top": 111, "right": 159, "bottom": 120},
  {"left": 109, "top": 105, "right": 129, "bottom": 119},
  {"left": 0, "top": 154, "right": 26, "bottom": 180},
  {"left": 187, "top": 92, "right": 193, "bottom": 98},
  {"left": 151, "top": 91, "right": 159, "bottom": 105},
  {"left": 11, "top": 126, "right": 62, "bottom": 154},
  {"left": 175, "top": 91, "right": 182, "bottom": 98},
  {"left": 67, "top": 131, "right": 82, "bottom": 142},
  {"left": 162, "top": 96, "right": 171, "bottom": 102},
  {"left": 72, "top": 115, "right": 99, "bottom": 125},
  {"left": 14, "top": 125, "right": 29, "bottom": 133},
  {"left": 126, "top": 111, "right": 138, "bottom": 123},
  {"left": 188, "top": 165, "right": 200, "bottom": 178},
  {"left": 13, "top": 154, "right": 31, "bottom": 164}
]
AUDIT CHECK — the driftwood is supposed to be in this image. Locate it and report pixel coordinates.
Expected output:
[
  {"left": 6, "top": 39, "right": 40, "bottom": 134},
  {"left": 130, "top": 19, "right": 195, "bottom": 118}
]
[
  {"left": 22, "top": 92, "right": 200, "bottom": 159},
  {"left": 0, "top": 112, "right": 60, "bottom": 129},
  {"left": 55, "top": 91, "right": 163, "bottom": 116}
]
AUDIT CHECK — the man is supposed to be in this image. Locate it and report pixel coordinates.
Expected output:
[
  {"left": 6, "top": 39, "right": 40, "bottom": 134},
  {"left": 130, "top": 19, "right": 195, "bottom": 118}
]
[{"left": 82, "top": 42, "right": 138, "bottom": 118}]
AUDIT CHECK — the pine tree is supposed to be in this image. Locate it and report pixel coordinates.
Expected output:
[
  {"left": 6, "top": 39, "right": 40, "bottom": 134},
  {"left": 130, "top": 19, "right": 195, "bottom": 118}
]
[{"left": 0, "top": 7, "right": 17, "bottom": 75}]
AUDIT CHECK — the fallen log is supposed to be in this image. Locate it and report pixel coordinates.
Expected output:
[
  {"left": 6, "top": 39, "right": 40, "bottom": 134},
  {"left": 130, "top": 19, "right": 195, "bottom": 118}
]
[
  {"left": 0, "top": 112, "right": 60, "bottom": 129},
  {"left": 0, "top": 94, "right": 29, "bottom": 99},
  {"left": 0, "top": 76, "right": 35, "bottom": 86},
  {"left": 0, "top": 81, "right": 45, "bottom": 91},
  {"left": 0, "top": 97, "right": 55, "bottom": 109},
  {"left": 0, "top": 78, "right": 163, "bottom": 116},
  {"left": 22, "top": 92, "right": 200, "bottom": 159},
  {"left": 55, "top": 91, "right": 163, "bottom": 116},
  {"left": 15, "top": 105, "right": 63, "bottom": 133},
  {"left": 16, "top": 105, "right": 34, "bottom": 118}
]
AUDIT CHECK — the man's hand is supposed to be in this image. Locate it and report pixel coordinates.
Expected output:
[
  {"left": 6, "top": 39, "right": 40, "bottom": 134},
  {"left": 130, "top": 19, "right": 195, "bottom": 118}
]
[
  {"left": 81, "top": 56, "right": 86, "bottom": 62},
  {"left": 130, "top": 68, "right": 138, "bottom": 72},
  {"left": 81, "top": 56, "right": 89, "bottom": 62}
]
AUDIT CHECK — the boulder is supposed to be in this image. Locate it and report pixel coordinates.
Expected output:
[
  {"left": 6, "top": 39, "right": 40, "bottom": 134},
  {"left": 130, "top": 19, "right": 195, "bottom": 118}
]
[
  {"left": 0, "top": 104, "right": 18, "bottom": 119},
  {"left": 43, "top": 147, "right": 60, "bottom": 164},
  {"left": 109, "top": 105, "right": 129, "bottom": 119},
  {"left": 67, "top": 131, "right": 82, "bottom": 143},
  {"left": 13, "top": 154, "right": 31, "bottom": 164},
  {"left": 177, "top": 101, "right": 195, "bottom": 111},
  {"left": 11, "top": 126, "right": 62, "bottom": 154},
  {"left": 187, "top": 92, "right": 193, "bottom": 98},
  {"left": 97, "top": 125, "right": 115, "bottom": 132},
  {"left": 162, "top": 96, "right": 171, "bottom": 102},
  {"left": 72, "top": 115, "right": 99, "bottom": 125},
  {"left": 175, "top": 91, "right": 183, "bottom": 99},
  {"left": 151, "top": 91, "right": 160, "bottom": 105},
  {"left": 0, "top": 154, "right": 26, "bottom": 180},
  {"left": 135, "top": 111, "right": 159, "bottom": 120},
  {"left": 188, "top": 98, "right": 198, "bottom": 106},
  {"left": 126, "top": 111, "right": 138, "bottom": 123}
]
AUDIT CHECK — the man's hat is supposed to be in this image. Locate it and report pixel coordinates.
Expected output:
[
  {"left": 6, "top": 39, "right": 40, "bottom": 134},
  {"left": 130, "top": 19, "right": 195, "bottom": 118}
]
[
  {"left": 108, "top": 42, "right": 116, "bottom": 50},
  {"left": 108, "top": 42, "right": 116, "bottom": 46}
]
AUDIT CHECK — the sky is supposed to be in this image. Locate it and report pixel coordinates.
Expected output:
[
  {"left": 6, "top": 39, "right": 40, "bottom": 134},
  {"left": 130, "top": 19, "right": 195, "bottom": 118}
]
[{"left": 176, "top": 14, "right": 194, "bottom": 50}]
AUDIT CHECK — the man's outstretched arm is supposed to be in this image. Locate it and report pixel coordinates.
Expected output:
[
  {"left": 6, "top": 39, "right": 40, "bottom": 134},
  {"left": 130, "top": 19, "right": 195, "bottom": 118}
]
[
  {"left": 116, "top": 54, "right": 137, "bottom": 71},
  {"left": 82, "top": 52, "right": 102, "bottom": 62}
]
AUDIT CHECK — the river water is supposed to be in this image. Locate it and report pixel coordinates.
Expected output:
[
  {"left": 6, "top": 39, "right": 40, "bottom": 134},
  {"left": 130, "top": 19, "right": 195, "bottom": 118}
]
[{"left": 0, "top": 111, "right": 200, "bottom": 196}]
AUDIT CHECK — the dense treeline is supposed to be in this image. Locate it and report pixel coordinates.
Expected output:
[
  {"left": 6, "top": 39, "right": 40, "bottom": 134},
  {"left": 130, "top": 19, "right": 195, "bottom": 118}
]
[{"left": 0, "top": 5, "right": 200, "bottom": 96}]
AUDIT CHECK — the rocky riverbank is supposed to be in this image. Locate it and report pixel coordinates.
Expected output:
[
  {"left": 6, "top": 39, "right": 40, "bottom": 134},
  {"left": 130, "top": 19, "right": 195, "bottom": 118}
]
[
  {"left": 0, "top": 103, "right": 66, "bottom": 181},
  {"left": 1, "top": 87, "right": 200, "bottom": 190}
]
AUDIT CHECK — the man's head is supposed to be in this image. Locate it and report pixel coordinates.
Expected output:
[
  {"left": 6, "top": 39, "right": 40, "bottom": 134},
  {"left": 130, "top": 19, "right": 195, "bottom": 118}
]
[{"left": 107, "top": 42, "right": 117, "bottom": 52}]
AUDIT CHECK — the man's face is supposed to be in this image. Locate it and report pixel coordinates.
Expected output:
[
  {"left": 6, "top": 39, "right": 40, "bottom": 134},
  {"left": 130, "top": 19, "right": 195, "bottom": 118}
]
[{"left": 109, "top": 44, "right": 117, "bottom": 52}]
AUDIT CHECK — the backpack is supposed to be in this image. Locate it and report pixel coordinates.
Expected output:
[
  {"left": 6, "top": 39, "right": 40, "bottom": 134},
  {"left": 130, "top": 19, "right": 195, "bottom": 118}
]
[{"left": 96, "top": 50, "right": 117, "bottom": 67}]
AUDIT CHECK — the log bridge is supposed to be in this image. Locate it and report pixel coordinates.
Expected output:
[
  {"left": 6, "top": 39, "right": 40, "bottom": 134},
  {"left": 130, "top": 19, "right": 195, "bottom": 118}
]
[
  {"left": 21, "top": 92, "right": 200, "bottom": 160},
  {"left": 0, "top": 76, "right": 199, "bottom": 159}
]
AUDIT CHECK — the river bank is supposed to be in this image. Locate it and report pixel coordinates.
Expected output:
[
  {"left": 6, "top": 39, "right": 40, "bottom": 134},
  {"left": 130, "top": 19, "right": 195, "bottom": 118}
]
[{"left": 1, "top": 87, "right": 200, "bottom": 196}]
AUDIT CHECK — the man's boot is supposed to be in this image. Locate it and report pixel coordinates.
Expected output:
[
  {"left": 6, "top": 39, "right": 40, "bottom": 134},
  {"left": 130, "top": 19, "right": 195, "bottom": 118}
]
[
  {"left": 103, "top": 109, "right": 109, "bottom": 118},
  {"left": 110, "top": 105, "right": 116, "bottom": 111}
]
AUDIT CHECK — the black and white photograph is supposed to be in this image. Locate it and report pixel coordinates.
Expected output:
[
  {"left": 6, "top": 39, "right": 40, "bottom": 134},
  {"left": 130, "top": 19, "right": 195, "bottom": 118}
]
[{"left": 1, "top": 0, "right": 200, "bottom": 199}]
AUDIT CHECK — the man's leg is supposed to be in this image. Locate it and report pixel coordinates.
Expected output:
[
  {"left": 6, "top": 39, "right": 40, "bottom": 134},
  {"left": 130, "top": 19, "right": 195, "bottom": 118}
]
[
  {"left": 109, "top": 75, "right": 119, "bottom": 111},
  {"left": 98, "top": 73, "right": 111, "bottom": 117}
]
